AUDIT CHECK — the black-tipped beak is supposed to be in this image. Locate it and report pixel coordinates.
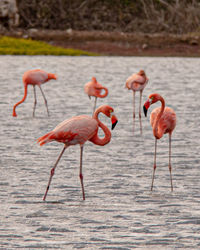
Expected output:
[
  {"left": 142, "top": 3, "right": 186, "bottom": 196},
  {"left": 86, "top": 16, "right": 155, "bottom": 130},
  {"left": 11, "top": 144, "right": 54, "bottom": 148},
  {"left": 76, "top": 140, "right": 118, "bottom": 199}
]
[
  {"left": 111, "top": 115, "right": 118, "bottom": 130},
  {"left": 143, "top": 105, "right": 148, "bottom": 117},
  {"left": 88, "top": 95, "right": 91, "bottom": 100},
  {"left": 143, "top": 99, "right": 150, "bottom": 117},
  {"left": 112, "top": 120, "right": 118, "bottom": 130}
]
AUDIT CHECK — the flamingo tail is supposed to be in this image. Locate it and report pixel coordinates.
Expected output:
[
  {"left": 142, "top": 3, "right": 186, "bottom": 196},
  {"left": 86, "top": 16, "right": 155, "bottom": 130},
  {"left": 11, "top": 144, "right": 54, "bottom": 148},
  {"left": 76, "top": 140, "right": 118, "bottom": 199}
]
[
  {"left": 13, "top": 84, "right": 28, "bottom": 117},
  {"left": 37, "top": 130, "right": 77, "bottom": 146},
  {"left": 37, "top": 131, "right": 55, "bottom": 146}
]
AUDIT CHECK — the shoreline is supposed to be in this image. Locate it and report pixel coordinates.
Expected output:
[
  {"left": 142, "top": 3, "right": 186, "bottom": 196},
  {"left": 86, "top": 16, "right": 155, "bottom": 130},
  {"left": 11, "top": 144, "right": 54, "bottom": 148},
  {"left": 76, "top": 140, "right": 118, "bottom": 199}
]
[{"left": 2, "top": 29, "right": 200, "bottom": 57}]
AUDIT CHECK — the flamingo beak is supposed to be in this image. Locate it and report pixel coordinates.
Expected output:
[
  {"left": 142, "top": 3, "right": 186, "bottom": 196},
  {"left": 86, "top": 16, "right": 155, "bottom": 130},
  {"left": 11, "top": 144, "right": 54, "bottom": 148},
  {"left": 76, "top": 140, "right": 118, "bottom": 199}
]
[
  {"left": 143, "top": 99, "right": 150, "bottom": 117},
  {"left": 111, "top": 114, "right": 118, "bottom": 130},
  {"left": 88, "top": 95, "right": 91, "bottom": 99}
]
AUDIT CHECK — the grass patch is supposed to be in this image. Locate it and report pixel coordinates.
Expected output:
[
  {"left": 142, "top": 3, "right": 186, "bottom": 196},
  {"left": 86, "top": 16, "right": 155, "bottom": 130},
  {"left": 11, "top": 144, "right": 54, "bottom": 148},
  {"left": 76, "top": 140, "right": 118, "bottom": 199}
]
[{"left": 0, "top": 36, "right": 98, "bottom": 56}]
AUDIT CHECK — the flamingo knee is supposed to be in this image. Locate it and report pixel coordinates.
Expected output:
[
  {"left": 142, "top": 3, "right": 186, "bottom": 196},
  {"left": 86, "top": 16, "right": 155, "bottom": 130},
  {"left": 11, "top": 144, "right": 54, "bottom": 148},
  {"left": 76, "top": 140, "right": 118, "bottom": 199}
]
[
  {"left": 51, "top": 168, "right": 55, "bottom": 177},
  {"left": 79, "top": 173, "right": 83, "bottom": 180}
]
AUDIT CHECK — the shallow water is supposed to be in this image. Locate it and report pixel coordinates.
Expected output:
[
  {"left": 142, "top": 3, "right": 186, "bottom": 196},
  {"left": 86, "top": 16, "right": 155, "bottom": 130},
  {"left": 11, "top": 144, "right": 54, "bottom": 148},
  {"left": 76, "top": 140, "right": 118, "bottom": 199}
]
[{"left": 0, "top": 55, "right": 200, "bottom": 249}]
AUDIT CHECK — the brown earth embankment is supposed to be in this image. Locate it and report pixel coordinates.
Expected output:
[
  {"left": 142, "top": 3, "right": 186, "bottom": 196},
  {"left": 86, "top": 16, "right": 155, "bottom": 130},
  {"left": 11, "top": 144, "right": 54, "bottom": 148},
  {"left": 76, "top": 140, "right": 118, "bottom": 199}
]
[{"left": 4, "top": 28, "right": 200, "bottom": 56}]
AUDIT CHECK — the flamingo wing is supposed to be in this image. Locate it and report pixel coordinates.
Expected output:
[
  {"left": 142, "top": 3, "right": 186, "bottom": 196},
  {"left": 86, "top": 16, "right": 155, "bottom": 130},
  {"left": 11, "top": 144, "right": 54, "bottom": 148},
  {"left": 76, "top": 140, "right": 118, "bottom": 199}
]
[
  {"left": 126, "top": 74, "right": 145, "bottom": 85},
  {"left": 150, "top": 107, "right": 176, "bottom": 134},
  {"left": 38, "top": 115, "right": 98, "bottom": 146},
  {"left": 160, "top": 108, "right": 176, "bottom": 134},
  {"left": 126, "top": 72, "right": 149, "bottom": 90},
  {"left": 23, "top": 69, "right": 48, "bottom": 85}
]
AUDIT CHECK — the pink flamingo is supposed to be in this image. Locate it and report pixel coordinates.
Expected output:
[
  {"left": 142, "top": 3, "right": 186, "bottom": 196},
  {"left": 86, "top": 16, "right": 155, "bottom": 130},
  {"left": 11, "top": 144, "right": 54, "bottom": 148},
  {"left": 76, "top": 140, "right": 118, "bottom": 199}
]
[
  {"left": 37, "top": 104, "right": 118, "bottom": 201},
  {"left": 84, "top": 77, "right": 108, "bottom": 114},
  {"left": 125, "top": 70, "right": 148, "bottom": 133},
  {"left": 143, "top": 93, "right": 176, "bottom": 191},
  {"left": 13, "top": 69, "right": 57, "bottom": 117}
]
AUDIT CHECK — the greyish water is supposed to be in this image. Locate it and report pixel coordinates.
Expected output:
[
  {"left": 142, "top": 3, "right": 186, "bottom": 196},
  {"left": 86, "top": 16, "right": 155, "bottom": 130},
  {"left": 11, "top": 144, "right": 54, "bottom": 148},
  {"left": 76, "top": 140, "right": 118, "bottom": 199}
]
[{"left": 0, "top": 55, "right": 200, "bottom": 249}]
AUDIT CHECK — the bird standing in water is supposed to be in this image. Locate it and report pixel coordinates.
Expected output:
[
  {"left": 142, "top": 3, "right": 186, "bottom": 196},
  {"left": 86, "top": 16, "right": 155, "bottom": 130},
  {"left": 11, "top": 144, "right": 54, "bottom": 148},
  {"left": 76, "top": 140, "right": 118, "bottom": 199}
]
[
  {"left": 84, "top": 77, "right": 108, "bottom": 114},
  {"left": 125, "top": 70, "right": 148, "bottom": 133},
  {"left": 13, "top": 69, "right": 57, "bottom": 117},
  {"left": 37, "top": 104, "right": 118, "bottom": 201},
  {"left": 143, "top": 93, "right": 176, "bottom": 191}
]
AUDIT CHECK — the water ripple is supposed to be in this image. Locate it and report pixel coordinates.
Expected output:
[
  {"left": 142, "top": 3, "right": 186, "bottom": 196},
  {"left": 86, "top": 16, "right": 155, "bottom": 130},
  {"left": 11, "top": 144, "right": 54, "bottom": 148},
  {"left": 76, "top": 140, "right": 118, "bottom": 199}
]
[{"left": 0, "top": 56, "right": 200, "bottom": 249}]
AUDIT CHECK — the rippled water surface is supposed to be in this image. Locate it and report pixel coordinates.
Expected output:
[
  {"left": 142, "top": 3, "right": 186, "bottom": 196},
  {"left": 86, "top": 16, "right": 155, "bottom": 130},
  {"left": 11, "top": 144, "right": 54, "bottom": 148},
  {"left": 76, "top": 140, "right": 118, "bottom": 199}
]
[{"left": 1, "top": 56, "right": 200, "bottom": 249}]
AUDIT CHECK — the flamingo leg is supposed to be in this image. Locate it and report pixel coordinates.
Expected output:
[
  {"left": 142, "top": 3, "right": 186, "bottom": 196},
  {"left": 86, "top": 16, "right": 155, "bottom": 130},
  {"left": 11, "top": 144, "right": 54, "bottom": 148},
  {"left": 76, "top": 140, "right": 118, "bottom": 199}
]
[
  {"left": 93, "top": 96, "right": 97, "bottom": 115},
  {"left": 139, "top": 90, "right": 143, "bottom": 135},
  {"left": 38, "top": 85, "right": 49, "bottom": 116},
  {"left": 43, "top": 145, "right": 66, "bottom": 201},
  {"left": 79, "top": 145, "right": 85, "bottom": 200},
  {"left": 151, "top": 138, "right": 157, "bottom": 191},
  {"left": 139, "top": 90, "right": 143, "bottom": 118},
  {"left": 169, "top": 133, "right": 173, "bottom": 191},
  {"left": 132, "top": 91, "right": 135, "bottom": 133},
  {"left": 33, "top": 85, "right": 37, "bottom": 117},
  {"left": 132, "top": 91, "right": 135, "bottom": 119}
]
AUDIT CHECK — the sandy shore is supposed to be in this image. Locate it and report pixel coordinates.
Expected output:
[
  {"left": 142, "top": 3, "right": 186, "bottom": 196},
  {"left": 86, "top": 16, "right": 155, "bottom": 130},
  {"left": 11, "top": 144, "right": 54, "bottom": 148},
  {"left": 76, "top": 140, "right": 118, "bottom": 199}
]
[{"left": 4, "top": 29, "right": 200, "bottom": 56}]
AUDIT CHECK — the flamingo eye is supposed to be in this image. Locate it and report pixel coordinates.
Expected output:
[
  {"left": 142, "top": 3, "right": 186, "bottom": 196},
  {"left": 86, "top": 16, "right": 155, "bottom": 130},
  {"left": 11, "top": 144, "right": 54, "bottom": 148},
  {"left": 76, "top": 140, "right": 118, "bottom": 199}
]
[{"left": 109, "top": 109, "right": 113, "bottom": 113}]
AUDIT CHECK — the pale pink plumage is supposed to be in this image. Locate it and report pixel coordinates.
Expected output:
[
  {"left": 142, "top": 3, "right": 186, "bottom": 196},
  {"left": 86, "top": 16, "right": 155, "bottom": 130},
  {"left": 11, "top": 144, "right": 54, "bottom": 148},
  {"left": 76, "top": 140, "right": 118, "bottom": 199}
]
[
  {"left": 143, "top": 93, "right": 176, "bottom": 191},
  {"left": 125, "top": 71, "right": 148, "bottom": 91},
  {"left": 150, "top": 107, "right": 176, "bottom": 139},
  {"left": 84, "top": 77, "right": 108, "bottom": 114},
  {"left": 38, "top": 115, "right": 98, "bottom": 146},
  {"left": 13, "top": 69, "right": 57, "bottom": 117},
  {"left": 37, "top": 104, "right": 118, "bottom": 201},
  {"left": 125, "top": 70, "right": 149, "bottom": 134}
]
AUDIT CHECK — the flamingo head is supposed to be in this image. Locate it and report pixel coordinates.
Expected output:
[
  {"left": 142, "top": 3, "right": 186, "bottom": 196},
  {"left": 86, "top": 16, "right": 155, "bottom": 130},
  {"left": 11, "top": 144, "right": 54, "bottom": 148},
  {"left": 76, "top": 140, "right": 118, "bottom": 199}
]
[
  {"left": 98, "top": 105, "right": 118, "bottom": 130},
  {"left": 91, "top": 77, "right": 97, "bottom": 83},
  {"left": 143, "top": 93, "right": 162, "bottom": 117},
  {"left": 138, "top": 70, "right": 146, "bottom": 76},
  {"left": 13, "top": 110, "right": 17, "bottom": 117}
]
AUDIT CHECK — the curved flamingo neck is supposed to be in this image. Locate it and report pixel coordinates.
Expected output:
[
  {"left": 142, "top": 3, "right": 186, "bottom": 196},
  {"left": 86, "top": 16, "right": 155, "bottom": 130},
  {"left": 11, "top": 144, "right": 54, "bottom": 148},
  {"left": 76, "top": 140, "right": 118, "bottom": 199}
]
[
  {"left": 48, "top": 73, "right": 57, "bottom": 80},
  {"left": 153, "top": 96, "right": 165, "bottom": 139},
  {"left": 98, "top": 87, "right": 108, "bottom": 98},
  {"left": 13, "top": 84, "right": 28, "bottom": 117},
  {"left": 90, "top": 109, "right": 111, "bottom": 146}
]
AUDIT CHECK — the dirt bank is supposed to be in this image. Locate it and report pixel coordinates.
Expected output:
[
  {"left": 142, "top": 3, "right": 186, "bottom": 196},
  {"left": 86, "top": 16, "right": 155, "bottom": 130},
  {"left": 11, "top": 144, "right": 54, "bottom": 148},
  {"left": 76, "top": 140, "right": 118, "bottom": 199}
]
[{"left": 4, "top": 29, "right": 200, "bottom": 56}]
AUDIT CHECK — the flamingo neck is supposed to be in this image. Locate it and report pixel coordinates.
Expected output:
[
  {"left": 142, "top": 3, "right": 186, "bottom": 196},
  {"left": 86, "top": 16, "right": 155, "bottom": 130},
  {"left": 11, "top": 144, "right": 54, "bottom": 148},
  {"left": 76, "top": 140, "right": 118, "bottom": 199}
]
[
  {"left": 90, "top": 110, "right": 111, "bottom": 146},
  {"left": 13, "top": 84, "right": 28, "bottom": 117},
  {"left": 98, "top": 87, "right": 108, "bottom": 98},
  {"left": 48, "top": 73, "right": 57, "bottom": 80},
  {"left": 153, "top": 96, "right": 165, "bottom": 139}
]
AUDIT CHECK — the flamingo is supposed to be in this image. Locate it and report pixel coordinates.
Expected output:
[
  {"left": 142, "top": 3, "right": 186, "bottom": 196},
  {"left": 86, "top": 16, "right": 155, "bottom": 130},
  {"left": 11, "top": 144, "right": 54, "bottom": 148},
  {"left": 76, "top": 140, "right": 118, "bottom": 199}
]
[
  {"left": 13, "top": 69, "right": 57, "bottom": 117},
  {"left": 125, "top": 70, "right": 148, "bottom": 133},
  {"left": 37, "top": 104, "right": 118, "bottom": 201},
  {"left": 84, "top": 77, "right": 108, "bottom": 114},
  {"left": 143, "top": 93, "right": 176, "bottom": 191}
]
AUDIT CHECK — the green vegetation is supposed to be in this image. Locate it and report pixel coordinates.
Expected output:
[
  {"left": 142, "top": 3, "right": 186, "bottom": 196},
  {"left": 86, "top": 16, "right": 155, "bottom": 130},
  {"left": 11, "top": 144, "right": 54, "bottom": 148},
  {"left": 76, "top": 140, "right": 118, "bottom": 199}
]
[
  {"left": 0, "top": 36, "right": 97, "bottom": 56},
  {"left": 17, "top": 0, "right": 200, "bottom": 34}
]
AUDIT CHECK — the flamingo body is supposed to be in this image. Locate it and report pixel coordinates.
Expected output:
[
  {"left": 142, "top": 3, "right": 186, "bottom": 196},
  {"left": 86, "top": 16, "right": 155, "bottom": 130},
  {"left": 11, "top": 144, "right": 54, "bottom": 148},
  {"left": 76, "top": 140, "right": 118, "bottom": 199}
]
[
  {"left": 84, "top": 77, "right": 108, "bottom": 98},
  {"left": 143, "top": 93, "right": 176, "bottom": 191},
  {"left": 37, "top": 105, "right": 118, "bottom": 201},
  {"left": 150, "top": 107, "right": 176, "bottom": 139},
  {"left": 38, "top": 115, "right": 98, "bottom": 146},
  {"left": 125, "top": 72, "right": 148, "bottom": 91},
  {"left": 84, "top": 77, "right": 108, "bottom": 114},
  {"left": 23, "top": 69, "right": 55, "bottom": 86},
  {"left": 125, "top": 70, "right": 148, "bottom": 133},
  {"left": 13, "top": 69, "right": 57, "bottom": 117}
]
